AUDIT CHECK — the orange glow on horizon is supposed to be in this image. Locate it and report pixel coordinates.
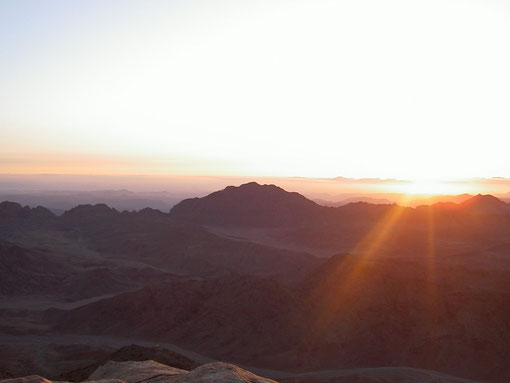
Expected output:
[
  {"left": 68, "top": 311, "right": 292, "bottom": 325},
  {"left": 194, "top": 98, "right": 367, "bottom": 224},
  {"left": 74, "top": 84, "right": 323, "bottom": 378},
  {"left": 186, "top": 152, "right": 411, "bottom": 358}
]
[{"left": 387, "top": 178, "right": 481, "bottom": 197}]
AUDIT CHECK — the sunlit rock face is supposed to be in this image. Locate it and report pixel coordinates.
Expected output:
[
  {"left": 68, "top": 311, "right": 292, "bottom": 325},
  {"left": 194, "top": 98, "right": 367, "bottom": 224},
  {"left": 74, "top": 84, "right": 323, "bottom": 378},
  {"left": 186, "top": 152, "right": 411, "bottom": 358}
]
[
  {"left": 88, "top": 360, "right": 186, "bottom": 383},
  {"left": 0, "top": 360, "right": 485, "bottom": 383},
  {"left": 0, "top": 361, "right": 278, "bottom": 383}
]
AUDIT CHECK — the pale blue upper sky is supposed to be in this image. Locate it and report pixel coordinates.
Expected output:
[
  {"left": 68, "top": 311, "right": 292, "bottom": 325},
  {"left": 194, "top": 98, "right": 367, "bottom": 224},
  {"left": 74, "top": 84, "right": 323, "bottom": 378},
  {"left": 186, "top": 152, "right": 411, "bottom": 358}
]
[{"left": 1, "top": 0, "right": 510, "bottom": 180}]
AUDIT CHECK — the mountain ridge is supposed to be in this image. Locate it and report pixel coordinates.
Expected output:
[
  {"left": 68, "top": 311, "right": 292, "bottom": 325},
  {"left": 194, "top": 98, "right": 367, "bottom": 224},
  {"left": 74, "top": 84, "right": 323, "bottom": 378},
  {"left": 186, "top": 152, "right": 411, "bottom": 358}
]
[
  {"left": 170, "top": 182, "right": 323, "bottom": 227},
  {"left": 2, "top": 183, "right": 509, "bottom": 222}
]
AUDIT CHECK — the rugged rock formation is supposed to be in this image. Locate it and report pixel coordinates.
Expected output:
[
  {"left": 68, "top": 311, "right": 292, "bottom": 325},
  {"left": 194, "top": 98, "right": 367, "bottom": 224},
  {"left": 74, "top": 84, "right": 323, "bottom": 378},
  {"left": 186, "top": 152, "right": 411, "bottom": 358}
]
[
  {"left": 88, "top": 360, "right": 186, "bottom": 382},
  {"left": 0, "top": 360, "right": 484, "bottom": 383},
  {"left": 57, "top": 345, "right": 200, "bottom": 382},
  {"left": 0, "top": 361, "right": 278, "bottom": 383},
  {"left": 169, "top": 362, "right": 277, "bottom": 383}
]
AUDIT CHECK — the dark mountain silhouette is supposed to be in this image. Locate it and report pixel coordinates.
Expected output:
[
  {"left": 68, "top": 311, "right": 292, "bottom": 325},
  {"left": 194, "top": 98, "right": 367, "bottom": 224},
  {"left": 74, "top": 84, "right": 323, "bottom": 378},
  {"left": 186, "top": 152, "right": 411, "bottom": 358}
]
[
  {"left": 0, "top": 189, "right": 181, "bottom": 214},
  {"left": 0, "top": 202, "right": 55, "bottom": 219},
  {"left": 314, "top": 196, "right": 393, "bottom": 206},
  {"left": 60, "top": 203, "right": 120, "bottom": 221},
  {"left": 169, "top": 184, "right": 510, "bottom": 256},
  {"left": 170, "top": 182, "right": 324, "bottom": 227},
  {"left": 170, "top": 183, "right": 509, "bottom": 227},
  {"left": 459, "top": 194, "right": 510, "bottom": 215},
  {"left": 0, "top": 202, "right": 56, "bottom": 233}
]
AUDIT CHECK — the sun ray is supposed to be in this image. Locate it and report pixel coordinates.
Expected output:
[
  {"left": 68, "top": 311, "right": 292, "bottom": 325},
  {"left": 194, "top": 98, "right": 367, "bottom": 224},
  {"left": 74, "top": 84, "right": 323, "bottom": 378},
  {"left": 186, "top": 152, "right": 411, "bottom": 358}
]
[
  {"left": 305, "top": 196, "right": 411, "bottom": 340},
  {"left": 424, "top": 204, "right": 439, "bottom": 328}
]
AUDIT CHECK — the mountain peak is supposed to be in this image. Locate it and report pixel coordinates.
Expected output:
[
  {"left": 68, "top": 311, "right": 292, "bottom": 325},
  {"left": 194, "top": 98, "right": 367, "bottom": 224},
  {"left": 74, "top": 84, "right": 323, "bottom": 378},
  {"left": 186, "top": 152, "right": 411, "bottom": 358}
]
[
  {"left": 459, "top": 194, "right": 508, "bottom": 214},
  {"left": 0, "top": 201, "right": 54, "bottom": 219},
  {"left": 235, "top": 181, "right": 262, "bottom": 188},
  {"left": 225, "top": 182, "right": 286, "bottom": 193},
  {"left": 62, "top": 203, "right": 119, "bottom": 219},
  {"left": 461, "top": 193, "right": 505, "bottom": 205},
  {"left": 0, "top": 201, "right": 27, "bottom": 216},
  {"left": 170, "top": 182, "right": 320, "bottom": 227}
]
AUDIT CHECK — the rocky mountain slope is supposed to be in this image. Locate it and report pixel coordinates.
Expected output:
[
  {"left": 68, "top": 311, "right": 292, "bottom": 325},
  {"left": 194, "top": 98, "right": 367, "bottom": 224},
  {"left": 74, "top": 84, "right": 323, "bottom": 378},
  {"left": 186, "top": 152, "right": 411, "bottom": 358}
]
[
  {"left": 50, "top": 276, "right": 300, "bottom": 365},
  {"left": 48, "top": 252, "right": 510, "bottom": 382}
]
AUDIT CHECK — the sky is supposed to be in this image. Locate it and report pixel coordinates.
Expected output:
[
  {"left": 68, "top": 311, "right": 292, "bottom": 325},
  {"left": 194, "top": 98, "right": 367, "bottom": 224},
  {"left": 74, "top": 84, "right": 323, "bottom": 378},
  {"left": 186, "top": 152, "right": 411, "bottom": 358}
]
[{"left": 1, "top": 0, "right": 510, "bottom": 182}]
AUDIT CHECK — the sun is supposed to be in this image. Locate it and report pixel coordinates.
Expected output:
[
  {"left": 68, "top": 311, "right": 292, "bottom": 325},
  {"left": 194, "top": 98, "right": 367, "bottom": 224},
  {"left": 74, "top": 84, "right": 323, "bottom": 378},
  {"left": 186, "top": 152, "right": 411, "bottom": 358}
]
[{"left": 397, "top": 178, "right": 471, "bottom": 196}]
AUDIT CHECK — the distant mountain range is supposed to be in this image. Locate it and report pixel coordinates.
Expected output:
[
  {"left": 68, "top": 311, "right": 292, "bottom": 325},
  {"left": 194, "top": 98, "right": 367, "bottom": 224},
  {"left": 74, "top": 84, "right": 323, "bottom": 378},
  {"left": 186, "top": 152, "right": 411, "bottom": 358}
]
[
  {"left": 170, "top": 183, "right": 510, "bottom": 255},
  {"left": 313, "top": 193, "right": 478, "bottom": 207},
  {"left": 0, "top": 189, "right": 184, "bottom": 214},
  {"left": 171, "top": 182, "right": 510, "bottom": 223}
]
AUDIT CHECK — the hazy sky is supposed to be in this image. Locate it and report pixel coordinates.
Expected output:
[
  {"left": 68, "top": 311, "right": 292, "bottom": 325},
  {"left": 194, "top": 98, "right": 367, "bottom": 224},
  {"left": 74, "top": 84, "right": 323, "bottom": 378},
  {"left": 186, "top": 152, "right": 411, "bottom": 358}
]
[{"left": 1, "top": 0, "right": 510, "bottom": 180}]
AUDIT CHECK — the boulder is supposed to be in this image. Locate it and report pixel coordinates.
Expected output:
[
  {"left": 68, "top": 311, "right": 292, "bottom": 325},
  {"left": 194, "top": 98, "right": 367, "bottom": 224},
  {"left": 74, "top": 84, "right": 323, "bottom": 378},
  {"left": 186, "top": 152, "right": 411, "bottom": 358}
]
[{"left": 87, "top": 361, "right": 186, "bottom": 383}]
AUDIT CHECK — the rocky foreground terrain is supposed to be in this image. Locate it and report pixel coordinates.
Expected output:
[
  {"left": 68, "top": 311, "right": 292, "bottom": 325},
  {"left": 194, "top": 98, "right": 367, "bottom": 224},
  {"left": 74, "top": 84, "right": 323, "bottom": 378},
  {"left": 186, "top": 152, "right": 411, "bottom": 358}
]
[
  {"left": 0, "top": 356, "right": 484, "bottom": 383},
  {"left": 0, "top": 360, "right": 277, "bottom": 383}
]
